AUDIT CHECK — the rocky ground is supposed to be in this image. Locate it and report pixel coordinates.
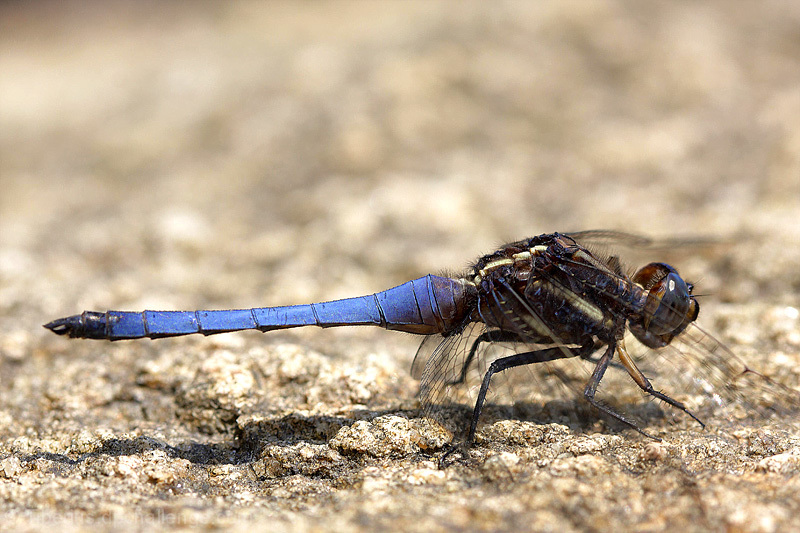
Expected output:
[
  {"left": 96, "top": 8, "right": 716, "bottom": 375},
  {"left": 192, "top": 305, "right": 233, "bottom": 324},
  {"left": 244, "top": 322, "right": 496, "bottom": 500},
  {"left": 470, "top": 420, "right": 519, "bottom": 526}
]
[{"left": 2, "top": 1, "right": 800, "bottom": 531}]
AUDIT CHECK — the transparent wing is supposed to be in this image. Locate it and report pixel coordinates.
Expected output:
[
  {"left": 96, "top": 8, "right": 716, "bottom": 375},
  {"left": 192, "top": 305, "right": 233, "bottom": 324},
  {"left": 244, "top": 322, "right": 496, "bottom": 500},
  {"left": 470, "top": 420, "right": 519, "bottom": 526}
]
[
  {"left": 624, "top": 322, "right": 800, "bottom": 431},
  {"left": 568, "top": 229, "right": 733, "bottom": 278},
  {"left": 411, "top": 322, "right": 596, "bottom": 439},
  {"left": 567, "top": 229, "right": 728, "bottom": 251}
]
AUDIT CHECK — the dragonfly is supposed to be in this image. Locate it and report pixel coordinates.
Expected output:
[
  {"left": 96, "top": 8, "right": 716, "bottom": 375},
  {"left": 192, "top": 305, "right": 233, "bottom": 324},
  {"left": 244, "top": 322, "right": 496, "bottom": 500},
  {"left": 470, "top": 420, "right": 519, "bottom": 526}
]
[{"left": 44, "top": 231, "right": 776, "bottom": 444}]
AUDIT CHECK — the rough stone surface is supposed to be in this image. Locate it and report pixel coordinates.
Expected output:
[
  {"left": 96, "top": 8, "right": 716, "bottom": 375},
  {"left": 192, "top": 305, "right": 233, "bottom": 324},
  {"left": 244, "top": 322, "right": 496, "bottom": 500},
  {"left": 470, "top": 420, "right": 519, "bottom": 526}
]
[{"left": 2, "top": 1, "right": 800, "bottom": 531}]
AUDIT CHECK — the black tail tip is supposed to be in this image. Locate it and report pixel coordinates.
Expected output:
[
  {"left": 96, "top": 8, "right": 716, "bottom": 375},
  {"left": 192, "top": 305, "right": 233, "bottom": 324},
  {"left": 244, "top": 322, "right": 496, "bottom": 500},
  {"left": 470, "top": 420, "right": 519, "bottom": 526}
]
[
  {"left": 44, "top": 312, "right": 108, "bottom": 339},
  {"left": 44, "top": 317, "right": 75, "bottom": 336}
]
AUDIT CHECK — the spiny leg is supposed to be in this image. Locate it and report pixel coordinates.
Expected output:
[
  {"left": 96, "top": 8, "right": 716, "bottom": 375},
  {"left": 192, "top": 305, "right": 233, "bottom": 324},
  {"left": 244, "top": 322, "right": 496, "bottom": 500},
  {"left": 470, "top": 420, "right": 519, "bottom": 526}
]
[
  {"left": 466, "top": 341, "right": 595, "bottom": 444},
  {"left": 615, "top": 340, "right": 705, "bottom": 428},
  {"left": 583, "top": 343, "right": 663, "bottom": 440},
  {"left": 447, "top": 330, "right": 525, "bottom": 386},
  {"left": 578, "top": 340, "right": 628, "bottom": 372}
]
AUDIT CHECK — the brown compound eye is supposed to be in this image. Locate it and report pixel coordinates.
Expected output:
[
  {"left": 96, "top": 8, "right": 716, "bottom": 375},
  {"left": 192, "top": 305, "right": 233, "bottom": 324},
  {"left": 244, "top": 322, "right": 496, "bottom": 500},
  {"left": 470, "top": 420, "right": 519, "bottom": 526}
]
[{"left": 630, "top": 262, "right": 699, "bottom": 348}]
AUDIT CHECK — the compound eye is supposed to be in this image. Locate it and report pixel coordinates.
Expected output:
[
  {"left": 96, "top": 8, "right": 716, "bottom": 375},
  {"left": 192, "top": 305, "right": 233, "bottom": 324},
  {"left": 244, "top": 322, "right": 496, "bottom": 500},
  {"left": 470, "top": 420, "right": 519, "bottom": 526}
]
[
  {"left": 629, "top": 262, "right": 700, "bottom": 348},
  {"left": 646, "top": 272, "right": 692, "bottom": 335}
]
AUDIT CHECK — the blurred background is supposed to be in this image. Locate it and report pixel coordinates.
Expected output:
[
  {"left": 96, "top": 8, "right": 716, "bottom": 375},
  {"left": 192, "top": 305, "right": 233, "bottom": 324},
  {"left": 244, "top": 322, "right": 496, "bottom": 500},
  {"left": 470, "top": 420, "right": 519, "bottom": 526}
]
[
  {"left": 1, "top": 1, "right": 800, "bottom": 528},
  {"left": 3, "top": 1, "right": 798, "bottom": 307}
]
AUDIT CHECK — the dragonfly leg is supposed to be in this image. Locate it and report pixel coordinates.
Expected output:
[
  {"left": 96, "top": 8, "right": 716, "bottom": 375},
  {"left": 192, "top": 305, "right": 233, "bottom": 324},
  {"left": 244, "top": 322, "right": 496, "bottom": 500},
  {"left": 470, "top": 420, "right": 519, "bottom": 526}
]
[
  {"left": 615, "top": 340, "right": 705, "bottom": 428},
  {"left": 579, "top": 339, "right": 628, "bottom": 372},
  {"left": 583, "top": 343, "right": 663, "bottom": 440},
  {"left": 466, "top": 341, "right": 592, "bottom": 444},
  {"left": 448, "top": 330, "right": 525, "bottom": 386}
]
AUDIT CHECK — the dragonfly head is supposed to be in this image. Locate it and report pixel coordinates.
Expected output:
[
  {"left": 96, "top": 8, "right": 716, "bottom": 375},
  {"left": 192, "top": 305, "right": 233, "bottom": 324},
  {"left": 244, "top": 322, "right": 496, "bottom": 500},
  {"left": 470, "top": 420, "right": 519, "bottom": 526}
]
[{"left": 629, "top": 262, "right": 699, "bottom": 348}]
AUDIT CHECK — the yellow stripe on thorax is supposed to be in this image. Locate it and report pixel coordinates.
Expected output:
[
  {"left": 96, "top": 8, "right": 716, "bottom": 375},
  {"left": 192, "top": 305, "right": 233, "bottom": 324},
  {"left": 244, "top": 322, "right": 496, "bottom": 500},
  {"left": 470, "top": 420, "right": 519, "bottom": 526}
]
[
  {"left": 473, "top": 244, "right": 547, "bottom": 284},
  {"left": 542, "top": 280, "right": 605, "bottom": 325}
]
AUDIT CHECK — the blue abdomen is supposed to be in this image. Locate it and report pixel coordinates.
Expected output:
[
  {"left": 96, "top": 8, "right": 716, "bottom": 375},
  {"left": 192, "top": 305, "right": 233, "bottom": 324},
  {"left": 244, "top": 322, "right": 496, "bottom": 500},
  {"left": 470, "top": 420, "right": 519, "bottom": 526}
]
[{"left": 44, "top": 275, "right": 474, "bottom": 340}]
